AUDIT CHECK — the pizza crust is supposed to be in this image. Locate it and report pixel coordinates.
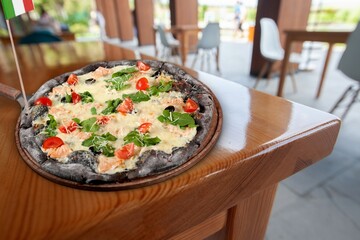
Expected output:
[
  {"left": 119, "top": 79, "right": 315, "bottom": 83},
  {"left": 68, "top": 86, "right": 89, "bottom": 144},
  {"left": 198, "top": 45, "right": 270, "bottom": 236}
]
[{"left": 19, "top": 60, "right": 216, "bottom": 184}]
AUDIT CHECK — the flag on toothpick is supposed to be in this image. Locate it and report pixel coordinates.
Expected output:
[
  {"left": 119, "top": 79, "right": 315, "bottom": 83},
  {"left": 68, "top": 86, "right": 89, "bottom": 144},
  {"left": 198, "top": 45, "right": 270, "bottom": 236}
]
[
  {"left": 1, "top": 0, "right": 34, "bottom": 19},
  {"left": 1, "top": 0, "right": 35, "bottom": 110}
]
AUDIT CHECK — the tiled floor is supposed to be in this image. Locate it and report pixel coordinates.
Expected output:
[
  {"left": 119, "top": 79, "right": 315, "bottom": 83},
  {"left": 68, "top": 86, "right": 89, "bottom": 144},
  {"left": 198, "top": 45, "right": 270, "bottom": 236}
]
[{"left": 131, "top": 39, "right": 360, "bottom": 240}]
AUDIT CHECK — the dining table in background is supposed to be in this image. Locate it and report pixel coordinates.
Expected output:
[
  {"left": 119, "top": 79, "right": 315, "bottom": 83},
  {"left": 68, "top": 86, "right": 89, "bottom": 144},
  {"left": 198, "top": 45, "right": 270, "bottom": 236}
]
[
  {"left": 153, "top": 25, "right": 202, "bottom": 66},
  {"left": 0, "top": 31, "right": 76, "bottom": 45},
  {"left": 0, "top": 40, "right": 340, "bottom": 239},
  {"left": 278, "top": 30, "right": 351, "bottom": 98}
]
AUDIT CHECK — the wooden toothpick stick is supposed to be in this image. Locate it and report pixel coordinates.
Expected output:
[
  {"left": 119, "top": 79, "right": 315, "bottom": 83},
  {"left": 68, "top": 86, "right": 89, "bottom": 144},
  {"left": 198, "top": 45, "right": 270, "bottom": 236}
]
[{"left": 6, "top": 19, "right": 29, "bottom": 111}]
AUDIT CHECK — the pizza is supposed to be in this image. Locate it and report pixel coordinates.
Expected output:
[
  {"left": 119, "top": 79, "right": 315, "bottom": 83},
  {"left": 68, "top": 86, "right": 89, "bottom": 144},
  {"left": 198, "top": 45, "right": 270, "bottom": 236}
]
[{"left": 18, "top": 60, "right": 218, "bottom": 185}]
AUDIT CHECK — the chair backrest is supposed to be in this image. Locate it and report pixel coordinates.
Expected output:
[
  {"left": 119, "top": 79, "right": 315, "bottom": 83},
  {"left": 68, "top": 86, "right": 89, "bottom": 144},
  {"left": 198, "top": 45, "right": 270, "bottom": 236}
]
[
  {"left": 198, "top": 22, "right": 220, "bottom": 49},
  {"left": 95, "top": 11, "right": 107, "bottom": 40},
  {"left": 259, "top": 18, "right": 284, "bottom": 60},
  {"left": 157, "top": 25, "right": 170, "bottom": 48},
  {"left": 19, "top": 31, "right": 62, "bottom": 45},
  {"left": 338, "top": 22, "right": 360, "bottom": 81}
]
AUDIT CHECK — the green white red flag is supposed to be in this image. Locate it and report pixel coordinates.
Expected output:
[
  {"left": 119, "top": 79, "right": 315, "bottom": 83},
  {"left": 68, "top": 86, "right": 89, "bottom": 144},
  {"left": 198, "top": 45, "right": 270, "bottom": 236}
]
[{"left": 1, "top": 0, "right": 34, "bottom": 19}]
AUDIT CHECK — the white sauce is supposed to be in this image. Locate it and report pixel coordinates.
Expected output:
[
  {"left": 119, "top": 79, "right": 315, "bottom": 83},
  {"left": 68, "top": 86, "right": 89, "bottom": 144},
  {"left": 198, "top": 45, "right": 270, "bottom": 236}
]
[{"left": 37, "top": 65, "right": 197, "bottom": 174}]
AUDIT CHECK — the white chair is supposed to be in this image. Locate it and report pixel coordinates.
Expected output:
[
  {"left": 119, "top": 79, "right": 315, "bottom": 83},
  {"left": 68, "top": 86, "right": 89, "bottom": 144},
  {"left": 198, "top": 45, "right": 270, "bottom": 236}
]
[
  {"left": 156, "top": 25, "right": 180, "bottom": 62},
  {"left": 254, "top": 18, "right": 302, "bottom": 91},
  {"left": 329, "top": 22, "right": 360, "bottom": 119},
  {"left": 95, "top": 11, "right": 108, "bottom": 41},
  {"left": 191, "top": 22, "right": 221, "bottom": 72}
]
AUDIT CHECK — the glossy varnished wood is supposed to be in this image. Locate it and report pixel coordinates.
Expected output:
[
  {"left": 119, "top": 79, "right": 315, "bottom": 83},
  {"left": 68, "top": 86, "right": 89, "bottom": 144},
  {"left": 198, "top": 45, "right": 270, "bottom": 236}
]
[
  {"left": 0, "top": 32, "right": 76, "bottom": 45},
  {"left": 0, "top": 41, "right": 340, "bottom": 239}
]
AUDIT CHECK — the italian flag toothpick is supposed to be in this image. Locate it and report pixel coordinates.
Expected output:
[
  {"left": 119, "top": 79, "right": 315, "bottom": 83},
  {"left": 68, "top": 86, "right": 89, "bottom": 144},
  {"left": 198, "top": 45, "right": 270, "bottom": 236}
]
[
  {"left": 1, "top": 0, "right": 35, "bottom": 110},
  {"left": 1, "top": 0, "right": 34, "bottom": 19}
]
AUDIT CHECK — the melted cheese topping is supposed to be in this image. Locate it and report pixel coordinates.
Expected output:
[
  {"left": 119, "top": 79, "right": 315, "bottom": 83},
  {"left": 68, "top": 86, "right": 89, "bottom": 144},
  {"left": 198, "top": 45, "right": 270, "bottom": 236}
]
[{"left": 36, "top": 65, "right": 197, "bottom": 174}]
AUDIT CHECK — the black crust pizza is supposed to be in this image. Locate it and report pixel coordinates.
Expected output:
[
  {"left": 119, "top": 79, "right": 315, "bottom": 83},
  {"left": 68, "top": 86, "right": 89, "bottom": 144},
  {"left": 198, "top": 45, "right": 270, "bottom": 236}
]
[{"left": 18, "top": 60, "right": 217, "bottom": 185}]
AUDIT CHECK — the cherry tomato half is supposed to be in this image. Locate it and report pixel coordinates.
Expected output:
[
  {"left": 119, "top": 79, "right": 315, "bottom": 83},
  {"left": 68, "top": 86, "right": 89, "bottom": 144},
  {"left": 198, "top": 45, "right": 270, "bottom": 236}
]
[
  {"left": 183, "top": 98, "right": 198, "bottom": 113},
  {"left": 59, "top": 121, "right": 78, "bottom": 133},
  {"left": 67, "top": 74, "right": 78, "bottom": 85},
  {"left": 115, "top": 143, "right": 135, "bottom": 160},
  {"left": 117, "top": 98, "right": 133, "bottom": 114},
  {"left": 42, "top": 136, "right": 64, "bottom": 149},
  {"left": 138, "top": 122, "right": 152, "bottom": 134},
  {"left": 136, "top": 61, "right": 150, "bottom": 72},
  {"left": 136, "top": 77, "right": 149, "bottom": 91},
  {"left": 96, "top": 116, "right": 110, "bottom": 125},
  {"left": 71, "top": 92, "right": 81, "bottom": 104},
  {"left": 34, "top": 97, "right": 52, "bottom": 106}
]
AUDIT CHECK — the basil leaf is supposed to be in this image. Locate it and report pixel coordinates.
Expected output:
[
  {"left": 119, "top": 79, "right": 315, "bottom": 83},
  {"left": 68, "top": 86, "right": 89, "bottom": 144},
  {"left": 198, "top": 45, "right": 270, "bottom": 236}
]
[
  {"left": 148, "top": 80, "right": 173, "bottom": 96},
  {"left": 158, "top": 80, "right": 173, "bottom": 92},
  {"left": 106, "top": 74, "right": 132, "bottom": 91},
  {"left": 123, "top": 130, "right": 161, "bottom": 147},
  {"left": 79, "top": 91, "right": 94, "bottom": 103},
  {"left": 112, "top": 67, "right": 138, "bottom": 77},
  {"left": 106, "top": 67, "right": 138, "bottom": 91},
  {"left": 143, "top": 136, "right": 161, "bottom": 146},
  {"left": 101, "top": 144, "right": 116, "bottom": 157},
  {"left": 102, "top": 132, "right": 117, "bottom": 141},
  {"left": 43, "top": 114, "right": 58, "bottom": 137},
  {"left": 90, "top": 107, "right": 97, "bottom": 115},
  {"left": 157, "top": 110, "right": 196, "bottom": 128},
  {"left": 79, "top": 117, "right": 100, "bottom": 132},
  {"left": 65, "top": 93, "right": 72, "bottom": 103},
  {"left": 101, "top": 98, "right": 122, "bottom": 115},
  {"left": 72, "top": 118, "right": 81, "bottom": 124},
  {"left": 122, "top": 91, "right": 150, "bottom": 103},
  {"left": 82, "top": 132, "right": 117, "bottom": 157}
]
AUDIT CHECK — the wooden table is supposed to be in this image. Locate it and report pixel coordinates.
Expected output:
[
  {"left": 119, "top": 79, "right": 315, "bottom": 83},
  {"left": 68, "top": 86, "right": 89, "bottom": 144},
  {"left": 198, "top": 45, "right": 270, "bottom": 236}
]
[
  {"left": 154, "top": 25, "right": 201, "bottom": 66},
  {"left": 278, "top": 30, "right": 350, "bottom": 98},
  {"left": 0, "top": 31, "right": 76, "bottom": 45},
  {"left": 0, "top": 41, "right": 340, "bottom": 239}
]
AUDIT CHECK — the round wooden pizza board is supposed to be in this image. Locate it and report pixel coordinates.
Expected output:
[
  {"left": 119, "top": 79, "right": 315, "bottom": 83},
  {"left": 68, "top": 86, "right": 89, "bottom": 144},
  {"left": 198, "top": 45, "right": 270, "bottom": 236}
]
[{"left": 15, "top": 83, "right": 222, "bottom": 191}]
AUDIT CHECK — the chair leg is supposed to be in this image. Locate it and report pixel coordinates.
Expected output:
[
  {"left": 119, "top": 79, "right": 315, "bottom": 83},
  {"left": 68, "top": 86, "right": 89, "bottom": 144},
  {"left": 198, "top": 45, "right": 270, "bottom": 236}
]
[
  {"left": 340, "top": 87, "right": 359, "bottom": 119},
  {"left": 206, "top": 51, "right": 211, "bottom": 72},
  {"left": 161, "top": 47, "right": 166, "bottom": 59},
  {"left": 191, "top": 51, "right": 199, "bottom": 69},
  {"left": 200, "top": 51, "right": 205, "bottom": 71},
  {"left": 289, "top": 63, "right": 297, "bottom": 93},
  {"left": 329, "top": 85, "right": 353, "bottom": 114},
  {"left": 216, "top": 46, "right": 220, "bottom": 72},
  {"left": 254, "top": 62, "right": 269, "bottom": 89},
  {"left": 266, "top": 62, "right": 274, "bottom": 87}
]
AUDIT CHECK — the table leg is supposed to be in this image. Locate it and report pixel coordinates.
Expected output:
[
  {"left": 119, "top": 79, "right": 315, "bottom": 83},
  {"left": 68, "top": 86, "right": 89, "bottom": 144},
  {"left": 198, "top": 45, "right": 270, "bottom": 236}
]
[
  {"left": 316, "top": 43, "right": 334, "bottom": 98},
  {"left": 225, "top": 184, "right": 278, "bottom": 240},
  {"left": 277, "top": 40, "right": 292, "bottom": 97}
]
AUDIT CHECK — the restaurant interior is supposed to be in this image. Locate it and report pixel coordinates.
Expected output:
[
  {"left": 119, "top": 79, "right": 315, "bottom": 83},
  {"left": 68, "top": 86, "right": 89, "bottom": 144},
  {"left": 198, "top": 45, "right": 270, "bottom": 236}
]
[{"left": 0, "top": 0, "right": 359, "bottom": 239}]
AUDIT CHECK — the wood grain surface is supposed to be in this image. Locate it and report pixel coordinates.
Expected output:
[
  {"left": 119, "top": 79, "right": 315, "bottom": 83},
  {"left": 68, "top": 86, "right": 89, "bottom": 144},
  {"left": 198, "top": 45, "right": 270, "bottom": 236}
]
[{"left": 0, "top": 41, "right": 340, "bottom": 239}]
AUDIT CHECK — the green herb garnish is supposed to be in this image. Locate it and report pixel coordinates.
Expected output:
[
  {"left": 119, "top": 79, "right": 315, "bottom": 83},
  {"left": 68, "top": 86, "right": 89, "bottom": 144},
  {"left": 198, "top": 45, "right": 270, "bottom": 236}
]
[
  {"left": 73, "top": 117, "right": 100, "bottom": 132},
  {"left": 82, "top": 132, "right": 117, "bottom": 157},
  {"left": 112, "top": 67, "right": 138, "bottom": 77},
  {"left": 64, "top": 93, "right": 72, "bottom": 103},
  {"left": 157, "top": 110, "right": 196, "bottom": 128},
  {"left": 148, "top": 80, "right": 173, "bottom": 96},
  {"left": 101, "top": 98, "right": 122, "bottom": 115},
  {"left": 90, "top": 107, "right": 97, "bottom": 115},
  {"left": 123, "top": 130, "right": 161, "bottom": 147},
  {"left": 43, "top": 114, "right": 58, "bottom": 137},
  {"left": 105, "top": 67, "right": 138, "bottom": 91},
  {"left": 122, "top": 91, "right": 150, "bottom": 103},
  {"left": 79, "top": 91, "right": 94, "bottom": 103}
]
